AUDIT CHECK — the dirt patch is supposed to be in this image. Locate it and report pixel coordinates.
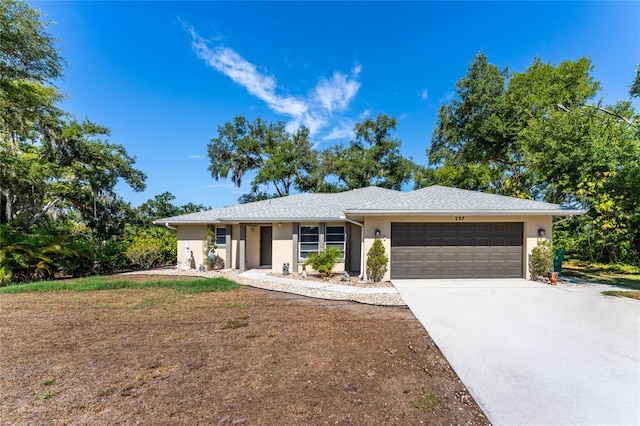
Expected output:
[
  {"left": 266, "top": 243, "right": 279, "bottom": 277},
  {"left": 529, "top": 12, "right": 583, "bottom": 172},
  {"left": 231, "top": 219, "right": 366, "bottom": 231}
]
[{"left": 0, "top": 277, "right": 488, "bottom": 425}]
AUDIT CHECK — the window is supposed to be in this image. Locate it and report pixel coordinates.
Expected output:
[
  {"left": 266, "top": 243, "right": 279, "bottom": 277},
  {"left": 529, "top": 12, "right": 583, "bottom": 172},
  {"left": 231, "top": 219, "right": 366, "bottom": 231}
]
[
  {"left": 299, "top": 226, "right": 319, "bottom": 259},
  {"left": 215, "top": 227, "right": 227, "bottom": 246},
  {"left": 326, "top": 226, "right": 346, "bottom": 255},
  {"left": 298, "top": 225, "right": 346, "bottom": 260}
]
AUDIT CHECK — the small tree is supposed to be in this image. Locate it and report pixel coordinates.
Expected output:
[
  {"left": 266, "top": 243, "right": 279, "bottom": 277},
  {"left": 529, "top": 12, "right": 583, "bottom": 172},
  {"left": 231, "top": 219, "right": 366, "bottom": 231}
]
[
  {"left": 202, "top": 229, "right": 217, "bottom": 270},
  {"left": 366, "top": 238, "right": 388, "bottom": 282},
  {"left": 304, "top": 246, "right": 342, "bottom": 278},
  {"left": 529, "top": 240, "right": 553, "bottom": 280}
]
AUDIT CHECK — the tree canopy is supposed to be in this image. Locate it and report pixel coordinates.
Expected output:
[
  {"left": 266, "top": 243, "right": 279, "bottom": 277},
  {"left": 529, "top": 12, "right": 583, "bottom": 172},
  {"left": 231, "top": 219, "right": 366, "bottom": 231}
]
[
  {"left": 0, "top": 0, "right": 146, "bottom": 231},
  {"left": 422, "top": 52, "right": 640, "bottom": 264},
  {"left": 209, "top": 113, "right": 416, "bottom": 202}
]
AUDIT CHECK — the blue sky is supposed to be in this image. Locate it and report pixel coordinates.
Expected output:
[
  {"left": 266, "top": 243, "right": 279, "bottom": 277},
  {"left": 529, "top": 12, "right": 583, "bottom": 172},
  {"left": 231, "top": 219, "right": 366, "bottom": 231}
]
[{"left": 32, "top": 1, "right": 639, "bottom": 209}]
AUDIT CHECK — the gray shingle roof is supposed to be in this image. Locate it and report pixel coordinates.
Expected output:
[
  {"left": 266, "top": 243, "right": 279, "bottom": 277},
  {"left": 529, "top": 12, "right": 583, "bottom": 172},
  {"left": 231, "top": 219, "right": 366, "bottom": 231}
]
[
  {"left": 347, "top": 185, "right": 582, "bottom": 215},
  {"left": 154, "top": 185, "right": 583, "bottom": 224},
  {"left": 154, "top": 186, "right": 400, "bottom": 223}
]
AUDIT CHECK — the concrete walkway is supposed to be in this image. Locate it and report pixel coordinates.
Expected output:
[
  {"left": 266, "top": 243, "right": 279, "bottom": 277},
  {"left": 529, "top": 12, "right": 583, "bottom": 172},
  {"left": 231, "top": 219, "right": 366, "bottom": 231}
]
[{"left": 393, "top": 278, "right": 640, "bottom": 425}]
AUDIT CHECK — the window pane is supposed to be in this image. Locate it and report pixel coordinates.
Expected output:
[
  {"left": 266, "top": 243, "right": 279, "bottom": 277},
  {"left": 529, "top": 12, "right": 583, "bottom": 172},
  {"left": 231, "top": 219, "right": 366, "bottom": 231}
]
[
  {"left": 301, "top": 226, "right": 319, "bottom": 234},
  {"left": 300, "top": 243, "right": 319, "bottom": 251},
  {"left": 215, "top": 228, "right": 227, "bottom": 245},
  {"left": 326, "top": 243, "right": 344, "bottom": 251},
  {"left": 326, "top": 226, "right": 344, "bottom": 234},
  {"left": 326, "top": 234, "right": 344, "bottom": 242},
  {"left": 300, "top": 234, "right": 319, "bottom": 243}
]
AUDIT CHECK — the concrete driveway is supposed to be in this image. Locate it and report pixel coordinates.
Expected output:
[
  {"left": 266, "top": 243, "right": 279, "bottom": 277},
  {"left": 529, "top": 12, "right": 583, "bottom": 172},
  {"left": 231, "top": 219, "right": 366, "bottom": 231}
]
[{"left": 392, "top": 279, "right": 640, "bottom": 425}]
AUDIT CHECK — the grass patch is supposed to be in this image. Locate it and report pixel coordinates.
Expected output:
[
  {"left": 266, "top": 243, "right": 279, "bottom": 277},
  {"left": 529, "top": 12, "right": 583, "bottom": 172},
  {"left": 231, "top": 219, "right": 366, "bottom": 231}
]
[
  {"left": 222, "top": 316, "right": 249, "bottom": 330},
  {"left": 40, "top": 392, "right": 54, "bottom": 400},
  {"left": 227, "top": 301, "right": 248, "bottom": 309},
  {"left": 562, "top": 261, "right": 640, "bottom": 290},
  {"left": 42, "top": 378, "right": 56, "bottom": 386},
  {"left": 602, "top": 290, "right": 640, "bottom": 301},
  {"left": 0, "top": 276, "right": 240, "bottom": 295},
  {"left": 411, "top": 390, "right": 440, "bottom": 411}
]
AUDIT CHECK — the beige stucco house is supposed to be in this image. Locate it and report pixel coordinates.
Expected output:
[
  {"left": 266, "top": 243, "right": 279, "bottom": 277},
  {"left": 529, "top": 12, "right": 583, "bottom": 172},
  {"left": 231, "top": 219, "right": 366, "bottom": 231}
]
[{"left": 154, "top": 185, "right": 584, "bottom": 281}]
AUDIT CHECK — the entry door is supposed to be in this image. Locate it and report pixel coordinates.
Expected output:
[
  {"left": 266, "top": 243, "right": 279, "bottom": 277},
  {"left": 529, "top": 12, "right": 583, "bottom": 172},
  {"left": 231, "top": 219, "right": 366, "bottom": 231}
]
[{"left": 260, "top": 226, "right": 273, "bottom": 266}]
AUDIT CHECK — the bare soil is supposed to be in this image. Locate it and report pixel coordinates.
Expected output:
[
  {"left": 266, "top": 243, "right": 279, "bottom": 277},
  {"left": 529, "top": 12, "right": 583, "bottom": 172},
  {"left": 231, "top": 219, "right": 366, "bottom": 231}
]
[{"left": 0, "top": 275, "right": 489, "bottom": 425}]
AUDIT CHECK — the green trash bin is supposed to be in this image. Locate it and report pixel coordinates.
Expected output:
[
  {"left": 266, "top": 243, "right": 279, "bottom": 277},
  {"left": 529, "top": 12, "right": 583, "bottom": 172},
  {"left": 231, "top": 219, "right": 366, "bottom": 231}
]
[{"left": 553, "top": 248, "right": 565, "bottom": 275}]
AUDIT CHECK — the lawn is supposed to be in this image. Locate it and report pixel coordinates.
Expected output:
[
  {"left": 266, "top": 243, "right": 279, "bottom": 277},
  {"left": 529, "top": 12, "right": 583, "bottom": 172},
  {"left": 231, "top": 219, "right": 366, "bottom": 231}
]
[
  {"left": 0, "top": 274, "right": 488, "bottom": 425},
  {"left": 562, "top": 261, "right": 640, "bottom": 300}
]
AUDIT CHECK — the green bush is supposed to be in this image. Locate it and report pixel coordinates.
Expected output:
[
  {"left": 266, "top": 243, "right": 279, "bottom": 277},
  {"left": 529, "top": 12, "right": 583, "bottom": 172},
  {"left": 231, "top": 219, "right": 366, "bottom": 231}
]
[
  {"left": 95, "top": 239, "right": 130, "bottom": 273},
  {"left": 56, "top": 237, "right": 95, "bottom": 278},
  {"left": 0, "top": 226, "right": 61, "bottom": 283},
  {"left": 125, "top": 235, "right": 165, "bottom": 269},
  {"left": 530, "top": 240, "right": 553, "bottom": 279},
  {"left": 304, "top": 246, "right": 343, "bottom": 278},
  {"left": 366, "top": 238, "right": 388, "bottom": 282}
]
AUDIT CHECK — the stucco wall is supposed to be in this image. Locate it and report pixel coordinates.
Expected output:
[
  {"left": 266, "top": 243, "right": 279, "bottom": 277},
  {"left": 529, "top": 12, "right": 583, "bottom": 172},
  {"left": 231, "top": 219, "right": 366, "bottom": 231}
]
[
  {"left": 177, "top": 224, "right": 207, "bottom": 268},
  {"left": 246, "top": 225, "right": 261, "bottom": 269},
  {"left": 362, "top": 215, "right": 555, "bottom": 281},
  {"left": 272, "top": 223, "right": 293, "bottom": 274}
]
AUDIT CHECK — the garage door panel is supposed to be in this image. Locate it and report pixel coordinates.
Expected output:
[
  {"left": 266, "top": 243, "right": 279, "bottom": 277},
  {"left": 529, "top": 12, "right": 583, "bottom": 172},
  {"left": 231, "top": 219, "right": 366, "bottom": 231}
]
[{"left": 391, "top": 223, "right": 523, "bottom": 279}]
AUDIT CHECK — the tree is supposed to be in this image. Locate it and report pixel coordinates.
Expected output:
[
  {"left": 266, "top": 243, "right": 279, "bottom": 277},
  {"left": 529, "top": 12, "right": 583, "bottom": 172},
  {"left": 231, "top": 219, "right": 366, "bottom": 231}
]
[
  {"left": 425, "top": 52, "right": 640, "bottom": 264},
  {"left": 423, "top": 52, "right": 520, "bottom": 195},
  {"left": 317, "top": 114, "right": 415, "bottom": 191},
  {"left": 630, "top": 65, "right": 640, "bottom": 98},
  {"left": 135, "top": 192, "right": 207, "bottom": 225},
  {"left": 1, "top": 119, "right": 147, "bottom": 227},
  {"left": 208, "top": 116, "right": 318, "bottom": 201}
]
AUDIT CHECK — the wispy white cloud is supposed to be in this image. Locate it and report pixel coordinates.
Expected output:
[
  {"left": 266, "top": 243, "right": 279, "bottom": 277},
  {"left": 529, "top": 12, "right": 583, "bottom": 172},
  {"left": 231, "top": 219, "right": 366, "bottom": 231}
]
[
  {"left": 188, "top": 154, "right": 204, "bottom": 159},
  {"left": 322, "top": 121, "right": 354, "bottom": 141},
  {"left": 418, "top": 89, "right": 429, "bottom": 100},
  {"left": 313, "top": 65, "right": 361, "bottom": 113},
  {"left": 359, "top": 109, "right": 370, "bottom": 119},
  {"left": 187, "top": 26, "right": 361, "bottom": 139}
]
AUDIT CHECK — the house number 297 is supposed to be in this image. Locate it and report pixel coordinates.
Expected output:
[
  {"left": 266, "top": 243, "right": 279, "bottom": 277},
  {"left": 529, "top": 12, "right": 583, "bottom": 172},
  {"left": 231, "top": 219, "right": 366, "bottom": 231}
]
[{"left": 454, "top": 216, "right": 465, "bottom": 221}]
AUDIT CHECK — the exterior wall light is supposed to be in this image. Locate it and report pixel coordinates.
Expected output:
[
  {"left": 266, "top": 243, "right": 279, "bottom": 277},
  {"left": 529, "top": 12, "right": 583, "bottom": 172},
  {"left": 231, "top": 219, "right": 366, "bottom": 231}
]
[
  {"left": 538, "top": 228, "right": 546, "bottom": 237},
  {"left": 375, "top": 229, "right": 381, "bottom": 237}
]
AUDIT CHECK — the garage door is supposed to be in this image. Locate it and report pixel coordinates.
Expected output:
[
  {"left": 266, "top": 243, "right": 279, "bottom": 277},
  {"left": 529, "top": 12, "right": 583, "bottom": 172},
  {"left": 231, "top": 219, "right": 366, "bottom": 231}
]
[{"left": 391, "top": 222, "right": 523, "bottom": 279}]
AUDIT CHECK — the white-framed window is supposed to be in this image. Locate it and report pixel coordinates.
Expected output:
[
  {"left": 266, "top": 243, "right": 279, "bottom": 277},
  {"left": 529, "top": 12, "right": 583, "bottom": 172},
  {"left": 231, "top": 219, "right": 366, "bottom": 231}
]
[
  {"left": 298, "top": 225, "right": 346, "bottom": 260},
  {"left": 325, "top": 226, "right": 346, "bottom": 255},
  {"left": 299, "top": 226, "right": 319, "bottom": 259},
  {"left": 215, "top": 227, "right": 227, "bottom": 246}
]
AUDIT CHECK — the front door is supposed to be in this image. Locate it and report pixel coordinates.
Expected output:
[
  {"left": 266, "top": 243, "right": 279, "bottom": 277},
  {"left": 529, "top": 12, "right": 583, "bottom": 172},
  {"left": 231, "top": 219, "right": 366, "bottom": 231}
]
[{"left": 260, "top": 226, "right": 273, "bottom": 266}]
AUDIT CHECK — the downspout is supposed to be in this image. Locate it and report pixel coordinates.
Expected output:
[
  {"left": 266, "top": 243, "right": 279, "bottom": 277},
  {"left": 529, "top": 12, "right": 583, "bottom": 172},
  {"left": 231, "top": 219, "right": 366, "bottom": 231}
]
[
  {"left": 342, "top": 217, "right": 365, "bottom": 279},
  {"left": 164, "top": 223, "right": 178, "bottom": 230}
]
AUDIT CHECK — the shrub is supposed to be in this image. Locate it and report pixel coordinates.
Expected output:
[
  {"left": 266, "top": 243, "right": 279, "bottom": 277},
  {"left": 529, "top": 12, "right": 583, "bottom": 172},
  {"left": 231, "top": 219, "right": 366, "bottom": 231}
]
[
  {"left": 56, "top": 237, "right": 95, "bottom": 277},
  {"left": 0, "top": 226, "right": 60, "bottom": 283},
  {"left": 366, "top": 238, "right": 388, "bottom": 282},
  {"left": 304, "top": 246, "right": 343, "bottom": 278},
  {"left": 95, "top": 239, "right": 130, "bottom": 273},
  {"left": 530, "top": 240, "right": 553, "bottom": 279},
  {"left": 202, "top": 229, "right": 217, "bottom": 270},
  {"left": 125, "top": 235, "right": 164, "bottom": 269}
]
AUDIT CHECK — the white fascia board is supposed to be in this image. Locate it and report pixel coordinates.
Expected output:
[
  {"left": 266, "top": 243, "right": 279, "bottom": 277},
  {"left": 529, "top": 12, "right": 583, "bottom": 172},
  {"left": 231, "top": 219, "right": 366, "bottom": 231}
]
[
  {"left": 154, "top": 217, "right": 347, "bottom": 225},
  {"left": 343, "top": 209, "right": 587, "bottom": 216}
]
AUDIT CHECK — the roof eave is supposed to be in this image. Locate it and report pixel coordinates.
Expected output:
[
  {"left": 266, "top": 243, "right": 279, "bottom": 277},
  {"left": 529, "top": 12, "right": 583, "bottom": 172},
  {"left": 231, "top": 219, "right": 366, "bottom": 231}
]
[
  {"left": 153, "top": 216, "right": 348, "bottom": 225},
  {"left": 343, "top": 209, "right": 587, "bottom": 216}
]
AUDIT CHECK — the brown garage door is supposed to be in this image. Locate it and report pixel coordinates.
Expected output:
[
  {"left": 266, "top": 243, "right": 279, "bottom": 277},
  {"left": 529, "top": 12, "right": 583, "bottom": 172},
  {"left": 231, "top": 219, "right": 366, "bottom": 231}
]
[{"left": 390, "top": 222, "right": 523, "bottom": 279}]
